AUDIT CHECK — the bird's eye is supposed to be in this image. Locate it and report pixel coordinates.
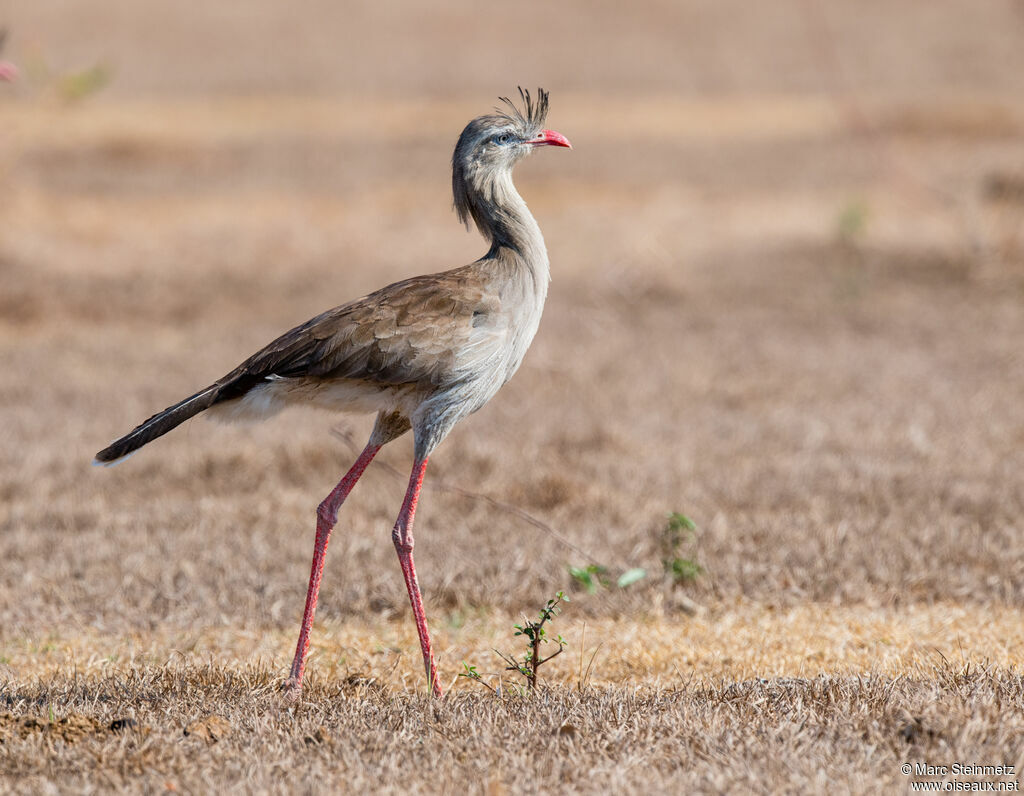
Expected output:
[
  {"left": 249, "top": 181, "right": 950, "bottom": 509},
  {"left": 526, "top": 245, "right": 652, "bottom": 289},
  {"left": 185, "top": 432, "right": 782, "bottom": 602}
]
[{"left": 495, "top": 133, "right": 511, "bottom": 145}]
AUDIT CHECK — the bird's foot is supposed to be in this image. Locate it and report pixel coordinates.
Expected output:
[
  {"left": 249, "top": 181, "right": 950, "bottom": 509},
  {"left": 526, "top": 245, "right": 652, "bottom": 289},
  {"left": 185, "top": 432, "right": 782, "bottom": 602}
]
[{"left": 281, "top": 677, "right": 303, "bottom": 703}]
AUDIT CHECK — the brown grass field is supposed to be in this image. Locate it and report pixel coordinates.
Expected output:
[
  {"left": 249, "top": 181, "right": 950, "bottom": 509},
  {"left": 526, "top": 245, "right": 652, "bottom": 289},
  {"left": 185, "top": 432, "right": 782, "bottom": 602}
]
[{"left": 2, "top": 1, "right": 1023, "bottom": 792}]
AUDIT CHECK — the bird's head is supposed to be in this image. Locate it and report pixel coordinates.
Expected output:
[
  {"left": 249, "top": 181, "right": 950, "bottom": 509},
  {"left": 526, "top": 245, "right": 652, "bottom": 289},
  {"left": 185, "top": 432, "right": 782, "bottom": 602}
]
[{"left": 452, "top": 87, "right": 571, "bottom": 229}]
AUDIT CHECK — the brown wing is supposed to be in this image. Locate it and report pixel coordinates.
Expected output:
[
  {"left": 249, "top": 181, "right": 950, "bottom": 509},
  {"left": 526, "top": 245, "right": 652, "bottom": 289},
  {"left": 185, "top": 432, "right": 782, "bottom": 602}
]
[{"left": 215, "top": 266, "right": 505, "bottom": 401}]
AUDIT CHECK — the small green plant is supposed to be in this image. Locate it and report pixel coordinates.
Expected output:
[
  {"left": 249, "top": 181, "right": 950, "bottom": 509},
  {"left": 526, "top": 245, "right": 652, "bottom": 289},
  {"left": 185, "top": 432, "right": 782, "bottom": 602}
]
[
  {"left": 498, "top": 592, "right": 568, "bottom": 689},
  {"left": 569, "top": 564, "right": 648, "bottom": 593},
  {"left": 58, "top": 62, "right": 113, "bottom": 101},
  {"left": 458, "top": 661, "right": 495, "bottom": 693},
  {"left": 460, "top": 592, "right": 570, "bottom": 691},
  {"left": 15, "top": 47, "right": 113, "bottom": 102},
  {"left": 836, "top": 198, "right": 869, "bottom": 245},
  {"left": 568, "top": 564, "right": 609, "bottom": 593},
  {"left": 662, "top": 512, "right": 703, "bottom": 583}
]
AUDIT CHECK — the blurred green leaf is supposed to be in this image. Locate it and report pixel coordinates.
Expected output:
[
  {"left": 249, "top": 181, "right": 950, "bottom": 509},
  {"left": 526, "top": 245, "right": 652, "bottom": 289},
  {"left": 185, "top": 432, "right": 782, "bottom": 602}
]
[
  {"left": 617, "top": 568, "right": 648, "bottom": 588},
  {"left": 837, "top": 198, "right": 869, "bottom": 243},
  {"left": 667, "top": 557, "right": 703, "bottom": 582},
  {"left": 568, "top": 564, "right": 608, "bottom": 594},
  {"left": 667, "top": 512, "right": 697, "bottom": 532},
  {"left": 58, "top": 62, "right": 113, "bottom": 102}
]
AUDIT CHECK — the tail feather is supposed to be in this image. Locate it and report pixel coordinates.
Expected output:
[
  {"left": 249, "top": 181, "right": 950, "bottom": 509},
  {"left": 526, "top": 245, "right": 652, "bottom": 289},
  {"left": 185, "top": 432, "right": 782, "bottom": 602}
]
[{"left": 93, "top": 385, "right": 221, "bottom": 464}]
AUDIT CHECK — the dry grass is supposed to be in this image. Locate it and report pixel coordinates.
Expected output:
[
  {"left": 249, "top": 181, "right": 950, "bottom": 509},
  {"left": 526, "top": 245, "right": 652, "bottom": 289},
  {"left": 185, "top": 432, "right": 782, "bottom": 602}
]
[
  {"left": 2, "top": 662, "right": 1022, "bottom": 794},
  {"left": 4, "top": 604, "right": 1023, "bottom": 690},
  {"left": 3, "top": 0, "right": 1024, "bottom": 792}
]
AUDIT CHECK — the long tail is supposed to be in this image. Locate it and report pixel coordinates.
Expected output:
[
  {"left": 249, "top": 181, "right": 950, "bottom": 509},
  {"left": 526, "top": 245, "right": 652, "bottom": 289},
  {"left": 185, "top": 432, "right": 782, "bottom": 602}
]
[{"left": 93, "top": 385, "right": 221, "bottom": 465}]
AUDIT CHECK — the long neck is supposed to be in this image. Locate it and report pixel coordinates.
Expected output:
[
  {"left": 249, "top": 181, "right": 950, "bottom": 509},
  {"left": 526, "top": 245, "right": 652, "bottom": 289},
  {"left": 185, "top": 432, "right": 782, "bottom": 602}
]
[{"left": 460, "top": 167, "right": 549, "bottom": 278}]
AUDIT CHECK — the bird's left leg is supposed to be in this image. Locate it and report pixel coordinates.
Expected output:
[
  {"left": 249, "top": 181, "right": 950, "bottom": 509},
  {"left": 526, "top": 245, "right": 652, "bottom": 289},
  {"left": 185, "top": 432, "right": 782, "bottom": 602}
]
[
  {"left": 285, "top": 441, "right": 380, "bottom": 696},
  {"left": 391, "top": 456, "right": 442, "bottom": 697},
  {"left": 285, "top": 412, "right": 410, "bottom": 699}
]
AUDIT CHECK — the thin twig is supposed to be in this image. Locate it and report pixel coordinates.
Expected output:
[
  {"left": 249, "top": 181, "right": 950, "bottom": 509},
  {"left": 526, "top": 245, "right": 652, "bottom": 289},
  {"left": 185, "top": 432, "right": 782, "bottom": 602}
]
[
  {"left": 577, "top": 621, "right": 587, "bottom": 691},
  {"left": 583, "top": 641, "right": 604, "bottom": 691},
  {"left": 536, "top": 648, "right": 564, "bottom": 667}
]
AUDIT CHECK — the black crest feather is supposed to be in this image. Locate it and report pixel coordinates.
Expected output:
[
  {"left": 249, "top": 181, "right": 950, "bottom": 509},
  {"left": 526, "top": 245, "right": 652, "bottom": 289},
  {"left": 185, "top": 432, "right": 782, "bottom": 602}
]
[{"left": 495, "top": 87, "right": 549, "bottom": 136}]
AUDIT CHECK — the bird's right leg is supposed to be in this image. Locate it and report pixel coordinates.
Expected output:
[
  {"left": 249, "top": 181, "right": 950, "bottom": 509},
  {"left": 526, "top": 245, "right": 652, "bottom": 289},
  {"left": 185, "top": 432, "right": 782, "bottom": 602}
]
[
  {"left": 391, "top": 456, "right": 442, "bottom": 697},
  {"left": 285, "top": 440, "right": 380, "bottom": 696}
]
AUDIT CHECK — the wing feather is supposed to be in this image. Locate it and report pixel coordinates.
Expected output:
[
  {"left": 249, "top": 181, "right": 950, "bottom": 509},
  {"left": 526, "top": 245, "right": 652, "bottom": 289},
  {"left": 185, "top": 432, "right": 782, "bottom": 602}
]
[{"left": 215, "top": 267, "right": 506, "bottom": 400}]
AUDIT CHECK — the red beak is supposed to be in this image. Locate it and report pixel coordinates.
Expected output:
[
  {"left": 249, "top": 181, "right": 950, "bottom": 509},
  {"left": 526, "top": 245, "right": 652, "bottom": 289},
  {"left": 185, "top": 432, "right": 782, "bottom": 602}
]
[{"left": 526, "top": 129, "right": 572, "bottom": 149}]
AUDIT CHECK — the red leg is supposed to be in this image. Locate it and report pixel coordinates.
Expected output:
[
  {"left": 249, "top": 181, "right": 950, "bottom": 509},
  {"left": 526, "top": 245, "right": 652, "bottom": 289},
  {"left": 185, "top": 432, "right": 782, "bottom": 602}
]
[
  {"left": 285, "top": 442, "right": 380, "bottom": 696},
  {"left": 392, "top": 457, "right": 442, "bottom": 697}
]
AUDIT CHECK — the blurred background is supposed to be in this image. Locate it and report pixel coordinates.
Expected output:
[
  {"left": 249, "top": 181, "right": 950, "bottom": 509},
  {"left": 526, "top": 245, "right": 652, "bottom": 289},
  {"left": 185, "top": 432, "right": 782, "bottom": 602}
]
[{"left": 0, "top": 1, "right": 1022, "bottom": 641}]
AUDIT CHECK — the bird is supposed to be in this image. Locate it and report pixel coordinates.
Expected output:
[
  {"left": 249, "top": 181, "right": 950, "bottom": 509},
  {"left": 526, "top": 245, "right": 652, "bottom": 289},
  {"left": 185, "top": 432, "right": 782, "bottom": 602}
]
[{"left": 94, "top": 88, "right": 571, "bottom": 698}]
